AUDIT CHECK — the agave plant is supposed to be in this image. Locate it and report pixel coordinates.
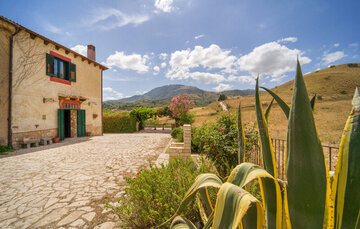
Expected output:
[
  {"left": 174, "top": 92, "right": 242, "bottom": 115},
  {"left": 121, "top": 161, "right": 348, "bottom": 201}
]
[{"left": 160, "top": 60, "right": 359, "bottom": 229}]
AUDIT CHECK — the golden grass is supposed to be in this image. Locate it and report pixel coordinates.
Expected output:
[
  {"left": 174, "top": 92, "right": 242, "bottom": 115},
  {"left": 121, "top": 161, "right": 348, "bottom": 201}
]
[{"left": 160, "top": 63, "right": 360, "bottom": 146}]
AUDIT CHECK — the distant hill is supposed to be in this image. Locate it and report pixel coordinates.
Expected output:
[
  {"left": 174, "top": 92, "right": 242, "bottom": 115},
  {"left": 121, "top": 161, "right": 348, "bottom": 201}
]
[
  {"left": 271, "top": 62, "right": 360, "bottom": 102},
  {"left": 104, "top": 84, "right": 255, "bottom": 110}
]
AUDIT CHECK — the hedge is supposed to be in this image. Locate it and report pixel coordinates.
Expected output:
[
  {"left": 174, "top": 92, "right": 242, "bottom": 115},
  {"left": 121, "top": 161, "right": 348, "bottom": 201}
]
[{"left": 103, "top": 112, "right": 137, "bottom": 133}]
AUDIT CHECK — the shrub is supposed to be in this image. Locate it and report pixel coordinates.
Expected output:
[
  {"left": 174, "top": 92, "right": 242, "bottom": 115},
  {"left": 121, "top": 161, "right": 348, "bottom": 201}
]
[
  {"left": 108, "top": 158, "right": 216, "bottom": 228},
  {"left": 340, "top": 90, "right": 347, "bottom": 94},
  {"left": 169, "top": 95, "right": 194, "bottom": 126},
  {"left": 218, "top": 94, "right": 227, "bottom": 101},
  {"left": 130, "top": 107, "right": 156, "bottom": 130},
  {"left": 191, "top": 113, "right": 258, "bottom": 178},
  {"left": 103, "top": 112, "right": 137, "bottom": 133},
  {"left": 347, "top": 63, "right": 358, "bottom": 67},
  {"left": 170, "top": 127, "right": 183, "bottom": 139},
  {"left": 318, "top": 95, "right": 323, "bottom": 100},
  {"left": 0, "top": 145, "right": 14, "bottom": 154}
]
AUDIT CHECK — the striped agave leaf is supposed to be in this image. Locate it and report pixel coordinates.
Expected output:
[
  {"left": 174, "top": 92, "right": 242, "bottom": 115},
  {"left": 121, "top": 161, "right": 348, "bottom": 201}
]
[
  {"left": 265, "top": 98, "right": 275, "bottom": 123},
  {"left": 237, "top": 102, "right": 246, "bottom": 163},
  {"left": 255, "top": 78, "right": 284, "bottom": 229},
  {"left": 212, "top": 182, "right": 265, "bottom": 229},
  {"left": 170, "top": 216, "right": 197, "bottom": 229},
  {"left": 332, "top": 88, "right": 360, "bottom": 228},
  {"left": 286, "top": 60, "right": 331, "bottom": 228},
  {"left": 227, "top": 163, "right": 283, "bottom": 229},
  {"left": 260, "top": 86, "right": 290, "bottom": 119},
  {"left": 159, "top": 173, "right": 223, "bottom": 227}
]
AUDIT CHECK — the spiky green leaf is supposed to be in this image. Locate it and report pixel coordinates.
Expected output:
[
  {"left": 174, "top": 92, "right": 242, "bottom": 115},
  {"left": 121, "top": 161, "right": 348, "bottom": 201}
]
[
  {"left": 261, "top": 86, "right": 290, "bottom": 119},
  {"left": 286, "top": 60, "right": 330, "bottom": 228},
  {"left": 265, "top": 98, "right": 275, "bottom": 123},
  {"left": 170, "top": 216, "right": 197, "bottom": 229},
  {"left": 332, "top": 88, "right": 360, "bottom": 228},
  {"left": 212, "top": 183, "right": 264, "bottom": 229}
]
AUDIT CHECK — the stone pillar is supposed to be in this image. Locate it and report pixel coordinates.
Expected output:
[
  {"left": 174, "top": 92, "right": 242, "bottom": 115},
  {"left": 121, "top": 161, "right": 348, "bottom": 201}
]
[{"left": 183, "top": 124, "right": 191, "bottom": 158}]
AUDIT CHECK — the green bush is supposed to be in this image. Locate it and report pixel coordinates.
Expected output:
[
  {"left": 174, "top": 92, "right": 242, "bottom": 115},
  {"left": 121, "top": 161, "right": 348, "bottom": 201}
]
[
  {"left": 130, "top": 107, "right": 156, "bottom": 130},
  {"left": 218, "top": 94, "right": 227, "bottom": 101},
  {"left": 347, "top": 63, "right": 358, "bottom": 67},
  {"left": 175, "top": 112, "right": 195, "bottom": 126},
  {"left": 170, "top": 127, "right": 183, "bottom": 141},
  {"left": 191, "top": 113, "right": 259, "bottom": 178},
  {"left": 103, "top": 112, "right": 137, "bottom": 133},
  {"left": 107, "top": 158, "right": 216, "bottom": 228},
  {"left": 0, "top": 145, "right": 14, "bottom": 154}
]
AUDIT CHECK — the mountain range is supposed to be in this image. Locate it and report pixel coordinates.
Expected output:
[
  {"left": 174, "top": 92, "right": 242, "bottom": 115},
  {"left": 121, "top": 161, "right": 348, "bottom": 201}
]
[{"left": 104, "top": 84, "right": 254, "bottom": 110}]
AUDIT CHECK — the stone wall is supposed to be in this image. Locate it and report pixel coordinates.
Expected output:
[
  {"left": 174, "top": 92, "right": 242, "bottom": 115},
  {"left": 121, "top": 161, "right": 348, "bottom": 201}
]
[
  {"left": 70, "top": 110, "right": 77, "bottom": 138},
  {"left": 12, "top": 128, "right": 57, "bottom": 149},
  {"left": 0, "top": 20, "right": 12, "bottom": 145}
]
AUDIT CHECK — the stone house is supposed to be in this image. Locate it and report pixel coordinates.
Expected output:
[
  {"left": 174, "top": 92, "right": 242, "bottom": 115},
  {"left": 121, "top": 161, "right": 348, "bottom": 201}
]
[{"left": 0, "top": 15, "right": 108, "bottom": 148}]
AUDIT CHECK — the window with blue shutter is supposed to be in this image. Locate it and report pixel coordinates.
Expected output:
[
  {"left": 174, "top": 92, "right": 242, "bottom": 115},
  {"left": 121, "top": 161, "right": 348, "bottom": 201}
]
[{"left": 46, "top": 53, "right": 76, "bottom": 82}]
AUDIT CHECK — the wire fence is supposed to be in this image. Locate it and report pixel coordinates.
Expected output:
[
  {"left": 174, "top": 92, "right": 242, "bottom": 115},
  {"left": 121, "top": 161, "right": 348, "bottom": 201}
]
[{"left": 249, "top": 138, "right": 339, "bottom": 180}]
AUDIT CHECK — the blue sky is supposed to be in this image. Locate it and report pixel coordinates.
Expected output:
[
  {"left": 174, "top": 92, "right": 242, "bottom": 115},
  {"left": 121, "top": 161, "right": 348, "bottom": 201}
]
[{"left": 1, "top": 0, "right": 359, "bottom": 100}]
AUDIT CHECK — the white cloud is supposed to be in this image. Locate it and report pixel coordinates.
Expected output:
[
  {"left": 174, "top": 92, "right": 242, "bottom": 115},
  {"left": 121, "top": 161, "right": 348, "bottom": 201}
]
[
  {"left": 70, "top": 45, "right": 87, "bottom": 56},
  {"left": 334, "top": 43, "right": 340, "bottom": 47},
  {"left": 277, "top": 37, "right": 298, "bottom": 43},
  {"left": 194, "top": 34, "right": 204, "bottom": 40},
  {"left": 322, "top": 51, "right": 346, "bottom": 65},
  {"left": 189, "top": 72, "right": 225, "bottom": 84},
  {"left": 213, "top": 83, "right": 232, "bottom": 92},
  {"left": 153, "top": 66, "right": 160, "bottom": 75},
  {"left": 349, "top": 43, "right": 359, "bottom": 48},
  {"left": 154, "top": 0, "right": 174, "bottom": 13},
  {"left": 159, "top": 53, "right": 168, "bottom": 60},
  {"left": 161, "top": 62, "right": 167, "bottom": 68},
  {"left": 135, "top": 90, "right": 148, "bottom": 95},
  {"left": 104, "top": 97, "right": 118, "bottom": 101},
  {"left": 237, "top": 41, "right": 311, "bottom": 77},
  {"left": 227, "top": 75, "right": 256, "bottom": 85},
  {"left": 105, "top": 51, "right": 149, "bottom": 73},
  {"left": 103, "top": 87, "right": 124, "bottom": 100},
  {"left": 167, "top": 44, "right": 237, "bottom": 82},
  {"left": 88, "top": 8, "right": 149, "bottom": 30}
]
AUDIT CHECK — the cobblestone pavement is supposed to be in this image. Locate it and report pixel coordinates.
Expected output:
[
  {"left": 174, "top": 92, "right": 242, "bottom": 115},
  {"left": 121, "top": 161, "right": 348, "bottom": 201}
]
[{"left": 0, "top": 133, "right": 171, "bottom": 229}]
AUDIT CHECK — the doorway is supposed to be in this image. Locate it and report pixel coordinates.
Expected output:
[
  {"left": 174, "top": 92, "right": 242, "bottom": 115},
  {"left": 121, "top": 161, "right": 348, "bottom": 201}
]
[{"left": 64, "top": 110, "right": 71, "bottom": 138}]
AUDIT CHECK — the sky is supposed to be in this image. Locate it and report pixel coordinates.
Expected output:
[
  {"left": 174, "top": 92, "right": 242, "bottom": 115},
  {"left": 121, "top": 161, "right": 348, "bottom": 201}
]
[{"left": 1, "top": 0, "right": 359, "bottom": 100}]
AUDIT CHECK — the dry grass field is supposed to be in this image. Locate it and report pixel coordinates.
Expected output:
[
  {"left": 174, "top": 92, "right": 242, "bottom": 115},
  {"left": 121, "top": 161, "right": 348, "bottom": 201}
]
[{"left": 160, "top": 63, "right": 360, "bottom": 146}]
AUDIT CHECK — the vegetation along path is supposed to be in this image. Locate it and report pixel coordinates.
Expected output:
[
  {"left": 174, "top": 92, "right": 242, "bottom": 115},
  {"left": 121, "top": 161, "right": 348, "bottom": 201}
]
[{"left": 0, "top": 133, "right": 171, "bottom": 228}]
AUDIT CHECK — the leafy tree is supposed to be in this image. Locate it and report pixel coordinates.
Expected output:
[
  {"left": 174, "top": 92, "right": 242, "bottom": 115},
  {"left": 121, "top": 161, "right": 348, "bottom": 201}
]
[
  {"left": 218, "top": 94, "right": 227, "bottom": 101},
  {"left": 130, "top": 107, "right": 156, "bottom": 130}
]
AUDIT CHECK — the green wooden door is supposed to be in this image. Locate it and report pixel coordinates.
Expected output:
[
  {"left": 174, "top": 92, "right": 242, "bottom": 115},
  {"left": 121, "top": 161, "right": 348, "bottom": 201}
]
[
  {"left": 58, "top": 109, "right": 65, "bottom": 141},
  {"left": 77, "top": 110, "right": 86, "bottom": 137}
]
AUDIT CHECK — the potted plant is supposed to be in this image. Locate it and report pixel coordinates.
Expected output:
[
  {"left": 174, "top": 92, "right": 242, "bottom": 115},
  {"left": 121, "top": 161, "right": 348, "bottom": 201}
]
[{"left": 53, "top": 136, "right": 60, "bottom": 143}]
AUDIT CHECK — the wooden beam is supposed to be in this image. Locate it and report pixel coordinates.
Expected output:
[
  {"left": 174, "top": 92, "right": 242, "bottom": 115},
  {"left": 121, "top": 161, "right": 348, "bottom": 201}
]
[
  {"left": 44, "top": 40, "right": 49, "bottom": 45},
  {"left": 30, "top": 34, "right": 36, "bottom": 39},
  {"left": 81, "top": 57, "right": 85, "bottom": 61},
  {"left": 55, "top": 46, "right": 60, "bottom": 50},
  {"left": 65, "top": 50, "right": 70, "bottom": 54}
]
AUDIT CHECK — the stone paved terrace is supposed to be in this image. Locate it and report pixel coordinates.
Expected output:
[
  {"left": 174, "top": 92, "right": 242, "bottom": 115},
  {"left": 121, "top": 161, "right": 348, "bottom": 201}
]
[{"left": 0, "top": 133, "right": 171, "bottom": 228}]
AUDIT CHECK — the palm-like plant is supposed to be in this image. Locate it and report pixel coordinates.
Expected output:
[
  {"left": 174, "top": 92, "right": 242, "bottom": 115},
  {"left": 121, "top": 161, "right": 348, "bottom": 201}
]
[{"left": 160, "top": 60, "right": 360, "bottom": 229}]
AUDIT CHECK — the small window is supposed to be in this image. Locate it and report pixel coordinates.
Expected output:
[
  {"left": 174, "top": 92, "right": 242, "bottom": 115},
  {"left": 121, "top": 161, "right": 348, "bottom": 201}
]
[{"left": 46, "top": 53, "right": 76, "bottom": 82}]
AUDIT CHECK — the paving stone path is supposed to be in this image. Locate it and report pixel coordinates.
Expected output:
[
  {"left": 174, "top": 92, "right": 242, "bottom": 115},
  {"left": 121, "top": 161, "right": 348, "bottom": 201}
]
[{"left": 0, "top": 133, "right": 171, "bottom": 229}]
